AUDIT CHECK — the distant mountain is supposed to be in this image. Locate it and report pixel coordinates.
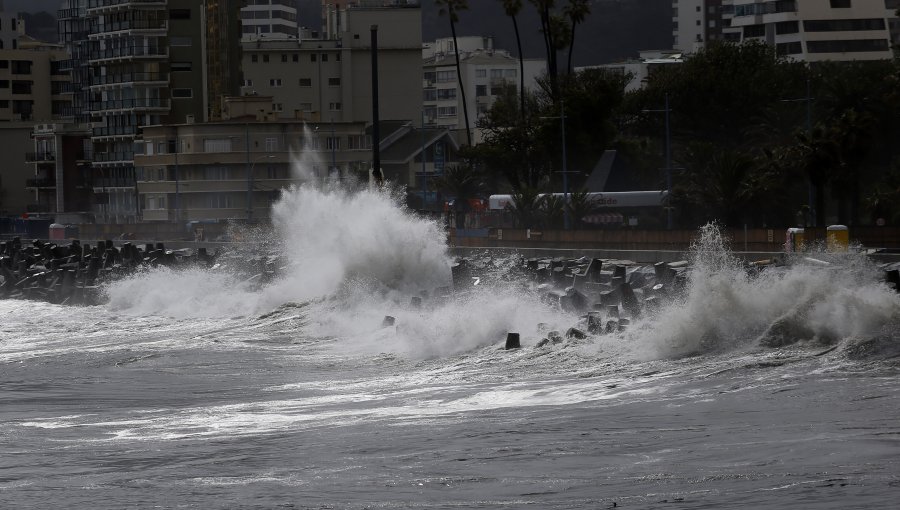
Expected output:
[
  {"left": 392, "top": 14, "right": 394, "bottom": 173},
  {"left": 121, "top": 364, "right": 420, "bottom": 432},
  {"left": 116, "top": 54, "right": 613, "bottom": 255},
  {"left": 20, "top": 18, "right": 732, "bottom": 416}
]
[{"left": 420, "top": 0, "right": 672, "bottom": 66}]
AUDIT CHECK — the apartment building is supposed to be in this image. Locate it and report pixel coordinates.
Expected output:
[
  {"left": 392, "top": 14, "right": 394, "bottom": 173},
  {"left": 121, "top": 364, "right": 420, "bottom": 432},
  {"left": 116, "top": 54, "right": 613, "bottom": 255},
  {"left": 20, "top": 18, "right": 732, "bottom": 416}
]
[
  {"left": 422, "top": 36, "right": 546, "bottom": 143},
  {"left": 674, "top": 1, "right": 898, "bottom": 59},
  {"left": 673, "top": 0, "right": 737, "bottom": 52},
  {"left": 241, "top": 1, "right": 422, "bottom": 125},
  {"left": 579, "top": 50, "right": 684, "bottom": 93},
  {"left": 0, "top": 37, "right": 72, "bottom": 217},
  {"left": 26, "top": 123, "right": 92, "bottom": 220},
  {"left": 241, "top": 0, "right": 298, "bottom": 40},
  {"left": 56, "top": 0, "right": 242, "bottom": 224}
]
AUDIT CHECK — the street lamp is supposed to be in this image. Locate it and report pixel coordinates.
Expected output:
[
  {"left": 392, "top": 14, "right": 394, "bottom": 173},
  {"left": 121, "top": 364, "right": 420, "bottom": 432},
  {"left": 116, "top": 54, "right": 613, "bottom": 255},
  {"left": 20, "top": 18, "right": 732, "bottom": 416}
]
[
  {"left": 247, "top": 154, "right": 275, "bottom": 221},
  {"left": 540, "top": 99, "right": 572, "bottom": 229},
  {"left": 643, "top": 92, "right": 673, "bottom": 230}
]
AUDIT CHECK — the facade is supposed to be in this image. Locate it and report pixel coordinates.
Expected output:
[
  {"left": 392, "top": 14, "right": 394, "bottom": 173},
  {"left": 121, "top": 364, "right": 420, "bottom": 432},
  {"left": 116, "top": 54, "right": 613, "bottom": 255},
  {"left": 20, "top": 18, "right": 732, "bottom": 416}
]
[
  {"left": 676, "top": 0, "right": 900, "bottom": 61},
  {"left": 241, "top": 0, "right": 298, "bottom": 40},
  {"left": 26, "top": 123, "right": 92, "bottom": 220},
  {"left": 241, "top": 2, "right": 422, "bottom": 125},
  {"left": 0, "top": 3, "right": 23, "bottom": 51},
  {"left": 422, "top": 36, "right": 546, "bottom": 143},
  {"left": 673, "top": 0, "right": 738, "bottom": 52},
  {"left": 56, "top": 0, "right": 243, "bottom": 224},
  {"left": 134, "top": 95, "right": 375, "bottom": 223}
]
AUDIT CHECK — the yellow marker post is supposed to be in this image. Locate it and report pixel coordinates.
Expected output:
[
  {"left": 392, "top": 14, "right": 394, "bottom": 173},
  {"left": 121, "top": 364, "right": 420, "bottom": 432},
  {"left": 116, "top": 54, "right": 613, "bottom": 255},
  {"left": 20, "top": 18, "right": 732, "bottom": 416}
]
[{"left": 826, "top": 225, "right": 849, "bottom": 252}]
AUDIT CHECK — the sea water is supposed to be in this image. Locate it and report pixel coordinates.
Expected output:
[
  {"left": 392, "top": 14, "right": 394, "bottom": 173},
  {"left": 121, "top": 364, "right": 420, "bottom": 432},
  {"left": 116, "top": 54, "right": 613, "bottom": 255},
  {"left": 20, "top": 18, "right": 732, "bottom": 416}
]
[{"left": 2, "top": 181, "right": 900, "bottom": 509}]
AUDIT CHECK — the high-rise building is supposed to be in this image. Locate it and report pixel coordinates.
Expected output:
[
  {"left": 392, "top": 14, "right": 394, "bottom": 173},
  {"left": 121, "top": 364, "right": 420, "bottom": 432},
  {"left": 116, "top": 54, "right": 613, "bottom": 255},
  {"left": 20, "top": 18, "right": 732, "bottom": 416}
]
[
  {"left": 676, "top": 0, "right": 898, "bottom": 61},
  {"left": 241, "top": 0, "right": 298, "bottom": 40},
  {"left": 241, "top": 1, "right": 422, "bottom": 125},
  {"left": 56, "top": 0, "right": 242, "bottom": 224}
]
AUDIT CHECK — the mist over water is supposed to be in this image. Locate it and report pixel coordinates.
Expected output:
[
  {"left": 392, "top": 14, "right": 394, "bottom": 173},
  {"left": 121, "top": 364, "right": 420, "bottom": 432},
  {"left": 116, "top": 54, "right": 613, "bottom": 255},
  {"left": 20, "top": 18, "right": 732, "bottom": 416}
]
[{"left": 5, "top": 151, "right": 900, "bottom": 508}]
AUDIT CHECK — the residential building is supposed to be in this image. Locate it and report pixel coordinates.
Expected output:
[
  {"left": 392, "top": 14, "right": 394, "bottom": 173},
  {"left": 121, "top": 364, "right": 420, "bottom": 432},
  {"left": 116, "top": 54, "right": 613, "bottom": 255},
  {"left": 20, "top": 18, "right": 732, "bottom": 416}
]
[
  {"left": 134, "top": 97, "right": 454, "bottom": 222},
  {"left": 56, "top": 0, "right": 243, "bottom": 224},
  {"left": 241, "top": 0, "right": 298, "bottom": 40},
  {"left": 673, "top": 0, "right": 737, "bottom": 53},
  {"left": 26, "top": 123, "right": 92, "bottom": 221},
  {"left": 241, "top": 1, "right": 422, "bottom": 125},
  {"left": 422, "top": 36, "right": 546, "bottom": 144},
  {"left": 0, "top": 31, "right": 72, "bottom": 217},
  {"left": 0, "top": 1, "right": 23, "bottom": 51},
  {"left": 722, "top": 0, "right": 897, "bottom": 61}
]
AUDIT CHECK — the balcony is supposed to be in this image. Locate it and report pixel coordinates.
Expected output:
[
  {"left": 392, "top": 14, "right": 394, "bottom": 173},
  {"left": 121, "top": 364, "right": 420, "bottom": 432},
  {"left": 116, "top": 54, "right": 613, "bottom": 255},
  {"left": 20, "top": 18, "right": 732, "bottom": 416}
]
[
  {"left": 88, "top": 46, "right": 168, "bottom": 63},
  {"left": 91, "top": 98, "right": 170, "bottom": 113},
  {"left": 25, "top": 178, "right": 57, "bottom": 188},
  {"left": 92, "top": 177, "right": 135, "bottom": 189},
  {"left": 92, "top": 125, "right": 137, "bottom": 138},
  {"left": 93, "top": 151, "right": 134, "bottom": 163},
  {"left": 90, "top": 72, "right": 169, "bottom": 88},
  {"left": 89, "top": 19, "right": 168, "bottom": 36},
  {"left": 58, "top": 7, "right": 83, "bottom": 20},
  {"left": 25, "top": 152, "right": 56, "bottom": 163},
  {"left": 86, "top": 0, "right": 166, "bottom": 12}
]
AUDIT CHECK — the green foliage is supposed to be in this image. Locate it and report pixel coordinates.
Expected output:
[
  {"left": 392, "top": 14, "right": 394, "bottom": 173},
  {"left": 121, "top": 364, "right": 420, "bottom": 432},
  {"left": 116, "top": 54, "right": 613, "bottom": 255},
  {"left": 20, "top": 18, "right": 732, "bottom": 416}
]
[
  {"left": 430, "top": 163, "right": 485, "bottom": 210},
  {"left": 507, "top": 185, "right": 544, "bottom": 228},
  {"left": 566, "top": 189, "right": 595, "bottom": 229}
]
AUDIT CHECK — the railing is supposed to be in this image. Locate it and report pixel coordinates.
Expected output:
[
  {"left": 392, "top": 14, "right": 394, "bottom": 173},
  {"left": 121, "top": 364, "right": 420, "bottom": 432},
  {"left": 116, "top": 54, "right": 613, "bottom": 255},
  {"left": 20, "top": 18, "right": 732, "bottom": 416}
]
[
  {"left": 90, "top": 19, "right": 167, "bottom": 35},
  {"left": 25, "top": 152, "right": 56, "bottom": 162},
  {"left": 92, "top": 177, "right": 135, "bottom": 188},
  {"left": 87, "top": 0, "right": 166, "bottom": 10},
  {"left": 90, "top": 72, "right": 168, "bottom": 87},
  {"left": 57, "top": 8, "right": 83, "bottom": 19},
  {"left": 93, "top": 151, "right": 134, "bottom": 162},
  {"left": 88, "top": 46, "right": 168, "bottom": 61},
  {"left": 91, "top": 98, "right": 170, "bottom": 111},
  {"left": 25, "top": 178, "right": 56, "bottom": 188},
  {"left": 92, "top": 125, "right": 137, "bottom": 137}
]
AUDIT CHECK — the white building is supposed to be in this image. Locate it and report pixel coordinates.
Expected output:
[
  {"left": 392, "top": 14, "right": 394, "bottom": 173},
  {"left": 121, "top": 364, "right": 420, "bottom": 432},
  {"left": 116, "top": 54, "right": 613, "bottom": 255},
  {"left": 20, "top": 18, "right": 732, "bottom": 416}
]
[
  {"left": 724, "top": 0, "right": 897, "bottom": 61},
  {"left": 241, "top": 0, "right": 299, "bottom": 40},
  {"left": 672, "top": 0, "right": 737, "bottom": 53},
  {"left": 422, "top": 36, "right": 546, "bottom": 144}
]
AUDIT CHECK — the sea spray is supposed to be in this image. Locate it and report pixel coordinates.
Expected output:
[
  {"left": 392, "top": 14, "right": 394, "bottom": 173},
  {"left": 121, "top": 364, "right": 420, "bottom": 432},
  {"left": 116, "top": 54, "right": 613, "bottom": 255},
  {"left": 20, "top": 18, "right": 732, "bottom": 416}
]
[{"left": 627, "top": 224, "right": 900, "bottom": 359}]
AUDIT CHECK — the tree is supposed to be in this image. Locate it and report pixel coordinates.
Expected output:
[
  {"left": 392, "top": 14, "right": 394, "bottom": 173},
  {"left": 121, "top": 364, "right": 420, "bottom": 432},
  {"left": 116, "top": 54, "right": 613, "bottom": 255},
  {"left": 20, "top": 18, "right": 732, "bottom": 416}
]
[
  {"left": 507, "top": 185, "right": 544, "bottom": 228},
  {"left": 529, "top": 0, "right": 561, "bottom": 101},
  {"left": 540, "top": 193, "right": 565, "bottom": 228},
  {"left": 435, "top": 0, "right": 473, "bottom": 146},
  {"left": 563, "top": 0, "right": 591, "bottom": 74},
  {"left": 430, "top": 162, "right": 485, "bottom": 227},
  {"left": 499, "top": 0, "right": 527, "bottom": 118},
  {"left": 566, "top": 189, "right": 595, "bottom": 229}
]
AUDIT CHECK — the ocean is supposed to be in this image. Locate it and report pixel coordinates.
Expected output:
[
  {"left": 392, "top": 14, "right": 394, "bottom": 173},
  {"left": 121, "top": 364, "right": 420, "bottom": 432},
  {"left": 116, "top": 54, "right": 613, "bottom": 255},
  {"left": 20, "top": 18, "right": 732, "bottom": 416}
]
[{"left": 2, "top": 184, "right": 899, "bottom": 509}]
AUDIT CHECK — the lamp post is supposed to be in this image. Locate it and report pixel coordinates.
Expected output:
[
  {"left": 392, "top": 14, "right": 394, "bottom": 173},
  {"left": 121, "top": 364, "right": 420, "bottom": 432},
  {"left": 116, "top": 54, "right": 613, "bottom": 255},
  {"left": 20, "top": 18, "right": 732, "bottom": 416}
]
[
  {"left": 247, "top": 154, "right": 274, "bottom": 221},
  {"left": 540, "top": 99, "right": 571, "bottom": 229},
  {"left": 643, "top": 92, "right": 673, "bottom": 229}
]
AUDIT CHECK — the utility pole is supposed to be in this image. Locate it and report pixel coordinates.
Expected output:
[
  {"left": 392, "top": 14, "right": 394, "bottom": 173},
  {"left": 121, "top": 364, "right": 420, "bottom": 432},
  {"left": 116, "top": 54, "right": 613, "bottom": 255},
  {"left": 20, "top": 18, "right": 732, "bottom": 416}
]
[
  {"left": 540, "top": 100, "right": 572, "bottom": 229},
  {"left": 371, "top": 25, "right": 383, "bottom": 186},
  {"left": 643, "top": 92, "right": 673, "bottom": 229}
]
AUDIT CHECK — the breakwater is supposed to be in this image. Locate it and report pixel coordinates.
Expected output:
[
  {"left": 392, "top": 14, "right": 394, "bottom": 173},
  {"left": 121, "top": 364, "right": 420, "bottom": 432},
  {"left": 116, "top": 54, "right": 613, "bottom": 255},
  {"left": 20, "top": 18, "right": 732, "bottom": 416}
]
[{"left": 0, "top": 237, "right": 216, "bottom": 305}]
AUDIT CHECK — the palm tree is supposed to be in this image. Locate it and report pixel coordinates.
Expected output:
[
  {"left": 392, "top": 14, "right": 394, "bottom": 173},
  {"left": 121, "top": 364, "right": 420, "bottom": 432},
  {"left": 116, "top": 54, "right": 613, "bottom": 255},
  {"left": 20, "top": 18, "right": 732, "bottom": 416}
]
[
  {"left": 500, "top": 0, "right": 527, "bottom": 118},
  {"left": 431, "top": 163, "right": 484, "bottom": 228},
  {"left": 566, "top": 189, "right": 595, "bottom": 229},
  {"left": 563, "top": 0, "right": 591, "bottom": 74},
  {"left": 529, "top": 0, "right": 560, "bottom": 101},
  {"left": 435, "top": 0, "right": 473, "bottom": 147},
  {"left": 540, "top": 193, "right": 565, "bottom": 228},
  {"left": 508, "top": 185, "right": 543, "bottom": 228}
]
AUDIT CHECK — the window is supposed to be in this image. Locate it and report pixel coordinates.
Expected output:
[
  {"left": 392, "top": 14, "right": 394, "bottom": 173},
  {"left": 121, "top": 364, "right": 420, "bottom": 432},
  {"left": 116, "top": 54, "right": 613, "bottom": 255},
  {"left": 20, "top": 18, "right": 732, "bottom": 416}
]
[
  {"left": 171, "top": 62, "right": 192, "bottom": 72},
  {"left": 299, "top": 78, "right": 312, "bottom": 87},
  {"left": 170, "top": 8, "right": 191, "bottom": 19},
  {"left": 436, "top": 70, "right": 454, "bottom": 82},
  {"left": 145, "top": 194, "right": 167, "bottom": 210},
  {"left": 744, "top": 24, "right": 766, "bottom": 38},
  {"left": 325, "top": 137, "right": 340, "bottom": 151},
  {"left": 328, "top": 77, "right": 341, "bottom": 86},
  {"left": 776, "top": 41, "right": 803, "bottom": 55},
  {"left": 830, "top": 0, "right": 851, "bottom": 7},
  {"left": 281, "top": 54, "right": 288, "bottom": 62},
  {"left": 252, "top": 54, "right": 258, "bottom": 63},
  {"left": 299, "top": 102, "right": 312, "bottom": 112},
  {"left": 423, "top": 89, "right": 437, "bottom": 101},
  {"left": 203, "top": 138, "right": 232, "bottom": 152},
  {"left": 172, "top": 88, "right": 193, "bottom": 98},
  {"left": 322, "top": 54, "right": 328, "bottom": 62},
  {"left": 437, "top": 88, "right": 456, "bottom": 100},
  {"left": 775, "top": 21, "right": 799, "bottom": 34},
  {"left": 0, "top": 80, "right": 7, "bottom": 88},
  {"left": 804, "top": 19, "right": 885, "bottom": 32},
  {"left": 475, "top": 69, "right": 486, "bottom": 78},
  {"left": 204, "top": 167, "right": 229, "bottom": 180},
  {"left": 273, "top": 103, "right": 283, "bottom": 112},
  {"left": 336, "top": 53, "right": 341, "bottom": 62},
  {"left": 476, "top": 85, "right": 486, "bottom": 97},
  {"left": 504, "top": 69, "right": 516, "bottom": 78},
  {"left": 807, "top": 38, "right": 889, "bottom": 52},
  {"left": 170, "top": 36, "right": 192, "bottom": 46},
  {"left": 490, "top": 69, "right": 503, "bottom": 79},
  {"left": 263, "top": 54, "right": 270, "bottom": 63},
  {"left": 269, "top": 78, "right": 283, "bottom": 87},
  {"left": 243, "top": 79, "right": 253, "bottom": 87},
  {"left": 329, "top": 102, "right": 342, "bottom": 111},
  {"left": 265, "top": 137, "right": 278, "bottom": 151},
  {"left": 207, "top": 193, "right": 235, "bottom": 209},
  {"left": 292, "top": 54, "right": 299, "bottom": 62},
  {"left": 437, "top": 106, "right": 456, "bottom": 117},
  {"left": 311, "top": 54, "right": 317, "bottom": 62}
]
